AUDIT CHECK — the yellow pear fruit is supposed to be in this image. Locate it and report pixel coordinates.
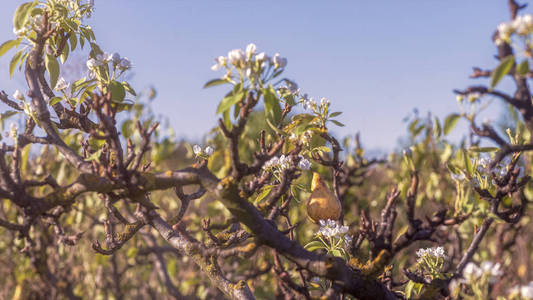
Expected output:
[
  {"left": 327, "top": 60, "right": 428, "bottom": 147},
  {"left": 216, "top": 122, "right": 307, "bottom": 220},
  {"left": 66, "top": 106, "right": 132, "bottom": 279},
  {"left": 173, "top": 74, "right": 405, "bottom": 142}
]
[{"left": 306, "top": 172, "right": 341, "bottom": 223}]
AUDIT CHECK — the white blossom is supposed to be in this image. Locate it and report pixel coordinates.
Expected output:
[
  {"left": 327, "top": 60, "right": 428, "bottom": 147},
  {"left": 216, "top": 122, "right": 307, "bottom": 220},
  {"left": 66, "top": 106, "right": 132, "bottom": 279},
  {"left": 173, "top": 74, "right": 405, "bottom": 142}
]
[
  {"left": 317, "top": 219, "right": 349, "bottom": 238},
  {"left": 521, "top": 283, "right": 533, "bottom": 299},
  {"left": 463, "top": 262, "right": 482, "bottom": 281},
  {"left": 12, "top": 90, "right": 24, "bottom": 100},
  {"left": 245, "top": 67, "right": 252, "bottom": 78},
  {"left": 245, "top": 43, "right": 257, "bottom": 57},
  {"left": 480, "top": 261, "right": 502, "bottom": 282},
  {"left": 279, "top": 155, "right": 290, "bottom": 170},
  {"left": 55, "top": 77, "right": 70, "bottom": 91},
  {"left": 273, "top": 53, "right": 287, "bottom": 68},
  {"left": 512, "top": 14, "right": 533, "bottom": 35},
  {"left": 497, "top": 22, "right": 514, "bottom": 40},
  {"left": 432, "top": 246, "right": 445, "bottom": 258},
  {"left": 228, "top": 49, "right": 245, "bottom": 65},
  {"left": 13, "top": 27, "right": 26, "bottom": 36},
  {"left": 204, "top": 146, "right": 214, "bottom": 156},
  {"left": 211, "top": 56, "right": 226, "bottom": 71},
  {"left": 298, "top": 156, "right": 311, "bottom": 170},
  {"left": 256, "top": 52, "right": 268, "bottom": 62},
  {"left": 193, "top": 144, "right": 202, "bottom": 155},
  {"left": 303, "top": 98, "right": 316, "bottom": 110},
  {"left": 86, "top": 58, "right": 99, "bottom": 69},
  {"left": 416, "top": 248, "right": 427, "bottom": 258},
  {"left": 320, "top": 97, "right": 330, "bottom": 106}
]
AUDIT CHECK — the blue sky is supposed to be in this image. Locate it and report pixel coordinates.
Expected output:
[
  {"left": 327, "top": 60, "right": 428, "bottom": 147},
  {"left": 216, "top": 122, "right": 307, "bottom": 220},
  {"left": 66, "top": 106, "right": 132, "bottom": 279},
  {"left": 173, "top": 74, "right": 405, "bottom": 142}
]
[{"left": 0, "top": 1, "right": 520, "bottom": 151}]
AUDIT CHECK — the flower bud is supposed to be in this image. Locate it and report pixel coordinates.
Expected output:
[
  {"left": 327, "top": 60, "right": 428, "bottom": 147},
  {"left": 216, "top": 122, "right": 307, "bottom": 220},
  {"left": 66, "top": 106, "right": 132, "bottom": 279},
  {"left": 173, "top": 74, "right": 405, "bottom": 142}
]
[
  {"left": 86, "top": 58, "right": 98, "bottom": 69},
  {"left": 246, "top": 43, "right": 257, "bottom": 57},
  {"left": 256, "top": 52, "right": 267, "bottom": 62},
  {"left": 119, "top": 57, "right": 132, "bottom": 69},
  {"left": 109, "top": 52, "right": 121, "bottom": 63},
  {"left": 204, "top": 146, "right": 214, "bottom": 156},
  {"left": 273, "top": 53, "right": 287, "bottom": 68},
  {"left": 228, "top": 49, "right": 245, "bottom": 65},
  {"left": 55, "top": 77, "right": 69, "bottom": 91},
  {"left": 13, "top": 90, "right": 24, "bottom": 100},
  {"left": 193, "top": 145, "right": 202, "bottom": 155}
]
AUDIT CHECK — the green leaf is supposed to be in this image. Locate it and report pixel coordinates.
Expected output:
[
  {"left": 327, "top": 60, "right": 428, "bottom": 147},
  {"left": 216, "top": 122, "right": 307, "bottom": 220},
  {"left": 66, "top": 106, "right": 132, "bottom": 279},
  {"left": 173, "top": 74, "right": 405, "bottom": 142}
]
[
  {"left": 393, "top": 225, "right": 409, "bottom": 243},
  {"left": 490, "top": 55, "right": 514, "bottom": 88},
  {"left": 9, "top": 50, "right": 23, "bottom": 78},
  {"left": 517, "top": 59, "right": 529, "bottom": 76},
  {"left": 203, "top": 78, "right": 228, "bottom": 88},
  {"left": 49, "top": 97, "right": 62, "bottom": 106},
  {"left": 433, "top": 117, "right": 442, "bottom": 138},
  {"left": 13, "top": 1, "right": 36, "bottom": 31},
  {"left": 109, "top": 80, "right": 125, "bottom": 102},
  {"left": 254, "top": 185, "right": 273, "bottom": 204},
  {"left": 216, "top": 89, "right": 246, "bottom": 114},
  {"left": 329, "top": 111, "right": 342, "bottom": 118},
  {"left": 266, "top": 118, "right": 287, "bottom": 136},
  {"left": 222, "top": 109, "right": 232, "bottom": 131},
  {"left": 85, "top": 148, "right": 103, "bottom": 161},
  {"left": 121, "top": 81, "right": 136, "bottom": 96},
  {"left": 45, "top": 54, "right": 60, "bottom": 89},
  {"left": 0, "top": 110, "right": 19, "bottom": 130},
  {"left": 121, "top": 119, "right": 134, "bottom": 138},
  {"left": 405, "top": 280, "right": 415, "bottom": 299},
  {"left": 63, "top": 19, "right": 79, "bottom": 32},
  {"left": 0, "top": 39, "right": 20, "bottom": 57},
  {"left": 330, "top": 119, "right": 345, "bottom": 127},
  {"left": 446, "top": 162, "right": 460, "bottom": 175},
  {"left": 330, "top": 249, "right": 343, "bottom": 258},
  {"left": 443, "top": 114, "right": 460, "bottom": 135},
  {"left": 264, "top": 84, "right": 282, "bottom": 123},
  {"left": 126, "top": 246, "right": 138, "bottom": 258},
  {"left": 462, "top": 149, "right": 473, "bottom": 176},
  {"left": 303, "top": 240, "right": 325, "bottom": 251},
  {"left": 69, "top": 33, "right": 77, "bottom": 51},
  {"left": 60, "top": 42, "right": 70, "bottom": 64}
]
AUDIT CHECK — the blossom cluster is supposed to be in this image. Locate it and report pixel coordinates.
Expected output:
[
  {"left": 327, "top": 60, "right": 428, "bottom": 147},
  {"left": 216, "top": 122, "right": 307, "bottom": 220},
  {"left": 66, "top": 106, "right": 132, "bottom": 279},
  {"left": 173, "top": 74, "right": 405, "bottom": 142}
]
[
  {"left": 86, "top": 52, "right": 131, "bottom": 80},
  {"left": 193, "top": 145, "right": 214, "bottom": 157},
  {"left": 510, "top": 282, "right": 533, "bottom": 299},
  {"left": 318, "top": 219, "right": 348, "bottom": 238},
  {"left": 462, "top": 261, "right": 503, "bottom": 283},
  {"left": 496, "top": 14, "right": 533, "bottom": 44},
  {"left": 416, "top": 246, "right": 445, "bottom": 262},
  {"left": 210, "top": 43, "right": 287, "bottom": 85},
  {"left": 302, "top": 96, "right": 330, "bottom": 111},
  {"left": 316, "top": 219, "right": 353, "bottom": 250},
  {"left": 262, "top": 155, "right": 311, "bottom": 171}
]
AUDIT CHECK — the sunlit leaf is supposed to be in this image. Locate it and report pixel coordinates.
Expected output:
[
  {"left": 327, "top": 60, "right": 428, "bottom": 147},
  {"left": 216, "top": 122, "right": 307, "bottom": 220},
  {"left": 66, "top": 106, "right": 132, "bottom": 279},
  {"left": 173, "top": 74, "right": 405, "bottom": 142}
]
[{"left": 490, "top": 55, "right": 514, "bottom": 88}]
